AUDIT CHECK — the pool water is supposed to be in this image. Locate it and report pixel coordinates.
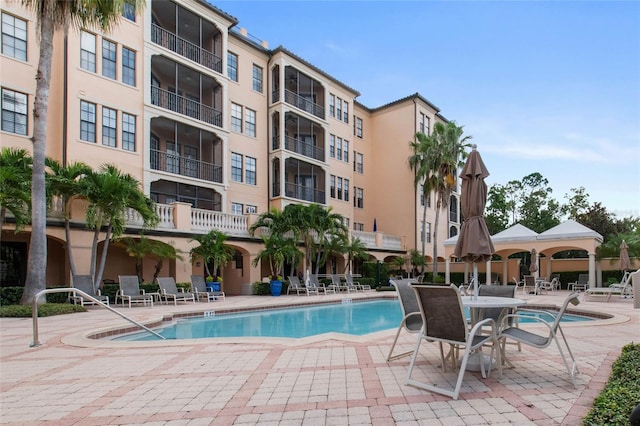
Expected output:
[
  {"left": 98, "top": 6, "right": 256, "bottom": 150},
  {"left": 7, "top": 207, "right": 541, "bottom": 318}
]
[{"left": 114, "top": 299, "right": 593, "bottom": 341}]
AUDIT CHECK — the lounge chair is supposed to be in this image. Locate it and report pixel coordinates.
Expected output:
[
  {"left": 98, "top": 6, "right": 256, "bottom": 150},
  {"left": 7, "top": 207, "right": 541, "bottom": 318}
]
[
  {"left": 287, "top": 275, "right": 318, "bottom": 296},
  {"left": 331, "top": 274, "right": 357, "bottom": 292},
  {"left": 405, "top": 284, "right": 501, "bottom": 400},
  {"left": 584, "top": 271, "right": 633, "bottom": 302},
  {"left": 70, "top": 275, "right": 109, "bottom": 306},
  {"left": 190, "top": 275, "right": 225, "bottom": 302},
  {"left": 116, "top": 275, "right": 154, "bottom": 308},
  {"left": 387, "top": 279, "right": 423, "bottom": 361},
  {"left": 499, "top": 292, "right": 580, "bottom": 387},
  {"left": 478, "top": 284, "right": 521, "bottom": 353},
  {"left": 157, "top": 277, "right": 196, "bottom": 305},
  {"left": 308, "top": 274, "right": 336, "bottom": 294},
  {"left": 568, "top": 274, "right": 589, "bottom": 291},
  {"left": 347, "top": 273, "right": 371, "bottom": 291}
]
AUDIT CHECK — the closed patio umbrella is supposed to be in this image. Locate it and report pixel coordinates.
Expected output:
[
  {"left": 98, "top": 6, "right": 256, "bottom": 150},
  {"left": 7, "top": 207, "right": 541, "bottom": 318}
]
[
  {"left": 619, "top": 240, "right": 631, "bottom": 272},
  {"left": 454, "top": 145, "right": 495, "bottom": 299},
  {"left": 529, "top": 248, "right": 538, "bottom": 276}
]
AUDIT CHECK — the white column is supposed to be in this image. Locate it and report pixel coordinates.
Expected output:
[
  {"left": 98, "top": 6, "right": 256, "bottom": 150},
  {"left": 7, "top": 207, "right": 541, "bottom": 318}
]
[
  {"left": 445, "top": 259, "right": 451, "bottom": 284},
  {"left": 486, "top": 260, "right": 492, "bottom": 285},
  {"left": 588, "top": 253, "right": 596, "bottom": 289},
  {"left": 502, "top": 260, "right": 508, "bottom": 285}
]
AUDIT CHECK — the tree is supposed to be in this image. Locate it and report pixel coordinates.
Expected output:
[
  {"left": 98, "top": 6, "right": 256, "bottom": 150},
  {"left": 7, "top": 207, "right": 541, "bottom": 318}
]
[
  {"left": 391, "top": 256, "right": 407, "bottom": 277},
  {"left": 20, "top": 0, "right": 145, "bottom": 304},
  {"left": 562, "top": 186, "right": 590, "bottom": 220},
  {"left": 484, "top": 184, "right": 512, "bottom": 235},
  {"left": 46, "top": 159, "right": 91, "bottom": 277},
  {"left": 596, "top": 232, "right": 640, "bottom": 262},
  {"left": 190, "top": 230, "right": 234, "bottom": 280},
  {"left": 82, "top": 164, "right": 157, "bottom": 293},
  {"left": 343, "top": 236, "right": 369, "bottom": 274},
  {"left": 118, "top": 235, "right": 184, "bottom": 283},
  {"left": 252, "top": 233, "right": 298, "bottom": 280},
  {"left": 0, "top": 148, "right": 32, "bottom": 246},
  {"left": 408, "top": 249, "right": 426, "bottom": 277},
  {"left": 408, "top": 121, "right": 471, "bottom": 277},
  {"left": 517, "top": 173, "right": 562, "bottom": 233}
]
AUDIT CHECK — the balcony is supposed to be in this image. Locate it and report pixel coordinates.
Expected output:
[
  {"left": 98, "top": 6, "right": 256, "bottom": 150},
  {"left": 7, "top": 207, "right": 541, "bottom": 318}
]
[
  {"left": 150, "top": 149, "right": 222, "bottom": 183},
  {"left": 151, "top": 86, "right": 222, "bottom": 127},
  {"left": 284, "top": 182, "right": 325, "bottom": 204},
  {"left": 151, "top": 24, "right": 222, "bottom": 73},
  {"left": 283, "top": 135, "right": 325, "bottom": 162},
  {"left": 284, "top": 90, "right": 325, "bottom": 120},
  {"left": 352, "top": 230, "right": 406, "bottom": 251}
]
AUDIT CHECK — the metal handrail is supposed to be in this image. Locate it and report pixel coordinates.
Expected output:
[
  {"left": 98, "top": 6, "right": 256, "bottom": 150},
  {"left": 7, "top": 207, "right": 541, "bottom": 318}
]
[{"left": 31, "top": 288, "right": 165, "bottom": 347}]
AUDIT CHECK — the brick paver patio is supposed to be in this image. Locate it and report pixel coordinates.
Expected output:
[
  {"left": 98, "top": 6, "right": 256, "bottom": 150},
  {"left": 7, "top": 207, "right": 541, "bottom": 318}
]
[{"left": 1, "top": 290, "right": 637, "bottom": 425}]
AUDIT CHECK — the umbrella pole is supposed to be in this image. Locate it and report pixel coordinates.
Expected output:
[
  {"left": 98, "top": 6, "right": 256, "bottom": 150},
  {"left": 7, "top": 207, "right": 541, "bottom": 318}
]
[{"left": 473, "top": 264, "right": 479, "bottom": 300}]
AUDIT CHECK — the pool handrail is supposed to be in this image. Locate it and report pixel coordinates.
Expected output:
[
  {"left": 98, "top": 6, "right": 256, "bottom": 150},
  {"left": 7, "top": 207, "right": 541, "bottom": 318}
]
[{"left": 31, "top": 287, "right": 165, "bottom": 347}]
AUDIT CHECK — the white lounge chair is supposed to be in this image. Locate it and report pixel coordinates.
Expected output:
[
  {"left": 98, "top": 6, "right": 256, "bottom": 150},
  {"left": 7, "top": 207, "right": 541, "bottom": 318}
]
[
  {"left": 190, "top": 275, "right": 225, "bottom": 302},
  {"left": 71, "top": 275, "right": 109, "bottom": 306},
  {"left": 347, "top": 273, "right": 371, "bottom": 291},
  {"left": 287, "top": 275, "right": 318, "bottom": 296},
  {"left": 117, "top": 275, "right": 154, "bottom": 308},
  {"left": 308, "top": 274, "right": 336, "bottom": 294},
  {"left": 157, "top": 277, "right": 196, "bottom": 305},
  {"left": 584, "top": 272, "right": 633, "bottom": 302},
  {"left": 387, "top": 279, "right": 423, "bottom": 361}
]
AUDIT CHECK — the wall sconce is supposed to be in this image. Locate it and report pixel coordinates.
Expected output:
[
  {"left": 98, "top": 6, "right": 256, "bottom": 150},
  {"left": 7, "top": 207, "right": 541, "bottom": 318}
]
[{"left": 196, "top": 262, "right": 201, "bottom": 267}]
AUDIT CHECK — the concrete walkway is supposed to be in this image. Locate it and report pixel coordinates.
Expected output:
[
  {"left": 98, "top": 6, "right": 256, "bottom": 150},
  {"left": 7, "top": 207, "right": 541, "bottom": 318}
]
[{"left": 1, "top": 289, "right": 637, "bottom": 425}]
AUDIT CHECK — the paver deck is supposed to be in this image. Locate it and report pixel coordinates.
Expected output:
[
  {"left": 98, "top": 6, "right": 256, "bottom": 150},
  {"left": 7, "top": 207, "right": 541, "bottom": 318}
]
[{"left": 1, "top": 289, "right": 637, "bottom": 425}]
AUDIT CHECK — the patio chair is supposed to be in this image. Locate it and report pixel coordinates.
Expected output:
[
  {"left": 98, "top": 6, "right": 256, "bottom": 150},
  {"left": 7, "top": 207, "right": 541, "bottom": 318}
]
[
  {"left": 70, "top": 275, "right": 109, "bottom": 306},
  {"left": 287, "top": 275, "right": 318, "bottom": 296},
  {"left": 460, "top": 277, "right": 475, "bottom": 296},
  {"left": 405, "top": 284, "right": 501, "bottom": 400},
  {"left": 478, "top": 284, "right": 521, "bottom": 352},
  {"left": 549, "top": 273, "right": 561, "bottom": 290},
  {"left": 308, "top": 274, "right": 336, "bottom": 294},
  {"left": 329, "top": 274, "right": 352, "bottom": 292},
  {"left": 190, "top": 275, "right": 225, "bottom": 302},
  {"left": 116, "top": 275, "right": 154, "bottom": 308},
  {"left": 157, "top": 277, "right": 196, "bottom": 305},
  {"left": 568, "top": 274, "right": 589, "bottom": 291},
  {"left": 499, "top": 292, "right": 580, "bottom": 387},
  {"left": 513, "top": 276, "right": 525, "bottom": 293},
  {"left": 387, "top": 279, "right": 423, "bottom": 361},
  {"left": 347, "top": 273, "right": 371, "bottom": 291},
  {"left": 523, "top": 275, "right": 537, "bottom": 295},
  {"left": 584, "top": 272, "right": 633, "bottom": 302}
]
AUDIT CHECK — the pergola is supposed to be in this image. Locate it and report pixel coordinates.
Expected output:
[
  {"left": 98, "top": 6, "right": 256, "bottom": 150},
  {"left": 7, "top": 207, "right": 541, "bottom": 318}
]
[{"left": 443, "top": 220, "right": 603, "bottom": 287}]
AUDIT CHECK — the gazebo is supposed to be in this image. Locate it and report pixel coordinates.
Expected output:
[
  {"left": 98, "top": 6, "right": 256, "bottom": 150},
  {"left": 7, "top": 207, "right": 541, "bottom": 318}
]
[{"left": 443, "top": 220, "right": 603, "bottom": 287}]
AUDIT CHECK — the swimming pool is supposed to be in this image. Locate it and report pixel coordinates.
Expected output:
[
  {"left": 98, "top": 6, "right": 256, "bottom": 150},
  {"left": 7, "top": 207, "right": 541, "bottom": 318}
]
[{"left": 114, "top": 299, "right": 594, "bottom": 341}]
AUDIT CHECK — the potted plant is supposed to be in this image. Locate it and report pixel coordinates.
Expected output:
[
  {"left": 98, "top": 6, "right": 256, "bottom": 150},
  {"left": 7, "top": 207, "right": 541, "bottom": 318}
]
[
  {"left": 205, "top": 275, "right": 223, "bottom": 292},
  {"left": 190, "top": 230, "right": 234, "bottom": 292},
  {"left": 252, "top": 233, "right": 297, "bottom": 296}
]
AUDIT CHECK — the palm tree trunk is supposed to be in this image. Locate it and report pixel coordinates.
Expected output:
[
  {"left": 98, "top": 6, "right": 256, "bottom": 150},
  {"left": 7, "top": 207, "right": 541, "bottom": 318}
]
[
  {"left": 432, "top": 204, "right": 440, "bottom": 277},
  {"left": 421, "top": 202, "right": 427, "bottom": 274},
  {"left": 64, "top": 215, "right": 77, "bottom": 278},
  {"left": 95, "top": 224, "right": 112, "bottom": 289},
  {"left": 22, "top": 17, "right": 54, "bottom": 304}
]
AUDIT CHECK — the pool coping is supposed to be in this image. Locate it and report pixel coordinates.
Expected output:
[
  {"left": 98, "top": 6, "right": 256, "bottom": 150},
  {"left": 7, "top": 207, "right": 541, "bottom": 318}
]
[{"left": 61, "top": 294, "right": 627, "bottom": 349}]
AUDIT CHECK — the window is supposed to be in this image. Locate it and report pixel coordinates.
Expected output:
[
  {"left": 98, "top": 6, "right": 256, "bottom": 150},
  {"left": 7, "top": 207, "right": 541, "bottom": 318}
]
[
  {"left": 102, "top": 39, "right": 116, "bottom": 79},
  {"left": 245, "top": 204, "right": 257, "bottom": 214},
  {"left": 419, "top": 113, "right": 425, "bottom": 134},
  {"left": 344, "top": 179, "right": 349, "bottom": 201},
  {"left": 231, "top": 103, "right": 242, "bottom": 132},
  {"left": 246, "top": 156, "right": 256, "bottom": 185},
  {"left": 227, "top": 52, "right": 238, "bottom": 82},
  {"left": 354, "top": 222, "right": 364, "bottom": 231},
  {"left": 343, "top": 217, "right": 350, "bottom": 228},
  {"left": 425, "top": 116, "right": 430, "bottom": 135},
  {"left": 231, "top": 202, "right": 243, "bottom": 215},
  {"left": 122, "top": 47, "right": 136, "bottom": 86},
  {"left": 252, "top": 64, "right": 263, "bottom": 92},
  {"left": 356, "top": 117, "right": 363, "bottom": 138},
  {"left": 1, "top": 88, "right": 27, "bottom": 135},
  {"left": 245, "top": 108, "right": 256, "bottom": 137},
  {"left": 426, "top": 222, "right": 432, "bottom": 243},
  {"left": 122, "top": 113, "right": 136, "bottom": 151},
  {"left": 343, "top": 101, "right": 349, "bottom": 123},
  {"left": 102, "top": 107, "right": 117, "bottom": 146},
  {"left": 231, "top": 152, "right": 242, "bottom": 182},
  {"left": 2, "top": 13, "right": 27, "bottom": 61},
  {"left": 343, "top": 140, "right": 349, "bottom": 162},
  {"left": 420, "top": 186, "right": 425, "bottom": 207},
  {"left": 80, "top": 31, "right": 96, "bottom": 72},
  {"left": 337, "top": 177, "right": 343, "bottom": 200},
  {"left": 330, "top": 175, "right": 335, "bottom": 198},
  {"left": 355, "top": 187, "right": 364, "bottom": 208},
  {"left": 80, "top": 100, "right": 96, "bottom": 142},
  {"left": 336, "top": 137, "right": 342, "bottom": 160},
  {"left": 329, "top": 134, "right": 335, "bottom": 158},
  {"left": 329, "top": 94, "right": 335, "bottom": 117},
  {"left": 122, "top": 0, "right": 136, "bottom": 21},
  {"left": 336, "top": 98, "right": 342, "bottom": 120},
  {"left": 355, "top": 152, "right": 363, "bottom": 173}
]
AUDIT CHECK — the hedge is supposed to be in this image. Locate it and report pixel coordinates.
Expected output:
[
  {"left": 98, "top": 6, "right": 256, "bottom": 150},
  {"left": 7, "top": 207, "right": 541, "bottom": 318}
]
[{"left": 0, "top": 303, "right": 87, "bottom": 317}]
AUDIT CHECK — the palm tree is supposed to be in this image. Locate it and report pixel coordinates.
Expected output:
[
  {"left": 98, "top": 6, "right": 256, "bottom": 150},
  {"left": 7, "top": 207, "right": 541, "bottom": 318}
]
[
  {"left": 249, "top": 207, "right": 302, "bottom": 278},
  {"left": 190, "top": 230, "right": 234, "bottom": 280},
  {"left": 82, "top": 164, "right": 157, "bottom": 292},
  {"left": 20, "top": 0, "right": 145, "bottom": 303},
  {"left": 0, "top": 148, "right": 32, "bottom": 246},
  {"left": 118, "top": 235, "right": 184, "bottom": 283},
  {"left": 252, "top": 233, "right": 298, "bottom": 280},
  {"left": 46, "top": 159, "right": 91, "bottom": 277},
  {"left": 343, "top": 236, "right": 369, "bottom": 274},
  {"left": 408, "top": 121, "right": 471, "bottom": 278}
]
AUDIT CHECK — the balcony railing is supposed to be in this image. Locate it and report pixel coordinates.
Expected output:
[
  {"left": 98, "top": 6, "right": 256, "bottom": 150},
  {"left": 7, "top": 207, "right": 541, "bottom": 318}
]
[
  {"left": 151, "top": 86, "right": 222, "bottom": 127},
  {"left": 126, "top": 203, "right": 175, "bottom": 229},
  {"left": 150, "top": 149, "right": 222, "bottom": 183},
  {"left": 283, "top": 90, "right": 325, "bottom": 120},
  {"left": 284, "top": 182, "right": 325, "bottom": 204},
  {"left": 352, "top": 230, "right": 405, "bottom": 251},
  {"left": 284, "top": 135, "right": 324, "bottom": 162},
  {"left": 191, "top": 208, "right": 248, "bottom": 236},
  {"left": 449, "top": 211, "right": 458, "bottom": 222},
  {"left": 151, "top": 24, "right": 222, "bottom": 73},
  {"left": 352, "top": 230, "right": 376, "bottom": 247},
  {"left": 382, "top": 234, "right": 403, "bottom": 250}
]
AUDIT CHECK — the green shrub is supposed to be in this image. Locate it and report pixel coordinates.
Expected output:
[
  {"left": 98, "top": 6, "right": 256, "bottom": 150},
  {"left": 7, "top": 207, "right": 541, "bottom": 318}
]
[
  {"left": 1, "top": 286, "right": 82, "bottom": 305},
  {"left": 0, "top": 303, "right": 87, "bottom": 317},
  {"left": 252, "top": 281, "right": 289, "bottom": 295},
  {"left": 583, "top": 343, "right": 640, "bottom": 426},
  {"left": 363, "top": 261, "right": 388, "bottom": 286},
  {"left": 376, "top": 285, "right": 396, "bottom": 292}
]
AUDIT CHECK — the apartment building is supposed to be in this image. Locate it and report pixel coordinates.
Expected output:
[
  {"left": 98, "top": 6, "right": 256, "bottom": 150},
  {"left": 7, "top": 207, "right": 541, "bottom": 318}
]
[{"left": 0, "top": 0, "right": 459, "bottom": 294}]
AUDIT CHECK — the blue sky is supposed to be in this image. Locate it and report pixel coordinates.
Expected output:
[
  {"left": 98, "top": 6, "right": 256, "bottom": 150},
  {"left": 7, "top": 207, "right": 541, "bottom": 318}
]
[{"left": 216, "top": 1, "right": 640, "bottom": 218}]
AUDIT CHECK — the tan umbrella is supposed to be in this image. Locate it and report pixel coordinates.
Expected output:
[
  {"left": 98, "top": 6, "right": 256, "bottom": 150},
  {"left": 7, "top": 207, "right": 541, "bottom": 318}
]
[
  {"left": 529, "top": 248, "right": 538, "bottom": 275},
  {"left": 454, "top": 145, "right": 495, "bottom": 299},
  {"left": 619, "top": 240, "right": 631, "bottom": 271}
]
